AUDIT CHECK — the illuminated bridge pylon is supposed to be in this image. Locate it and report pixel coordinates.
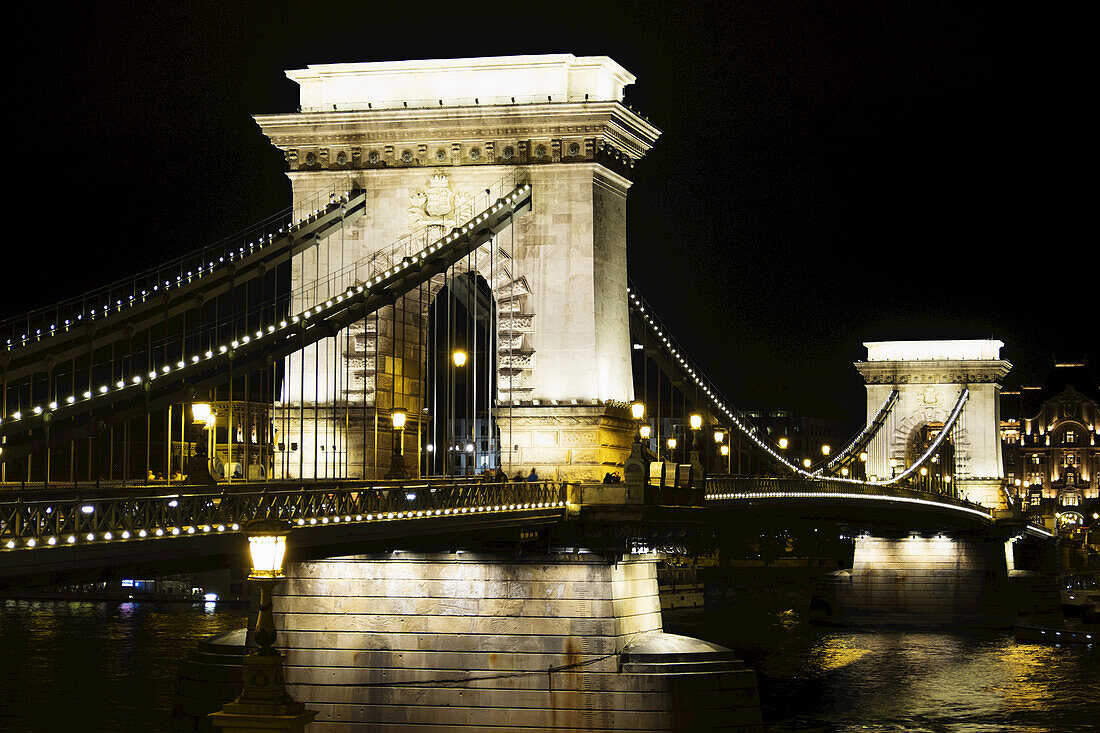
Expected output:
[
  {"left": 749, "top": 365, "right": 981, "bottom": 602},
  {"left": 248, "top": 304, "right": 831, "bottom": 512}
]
[{"left": 856, "top": 340, "right": 1013, "bottom": 510}]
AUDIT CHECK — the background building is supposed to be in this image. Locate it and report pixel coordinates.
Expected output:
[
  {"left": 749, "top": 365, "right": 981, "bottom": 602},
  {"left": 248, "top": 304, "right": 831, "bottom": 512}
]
[{"left": 1001, "top": 360, "right": 1100, "bottom": 533}]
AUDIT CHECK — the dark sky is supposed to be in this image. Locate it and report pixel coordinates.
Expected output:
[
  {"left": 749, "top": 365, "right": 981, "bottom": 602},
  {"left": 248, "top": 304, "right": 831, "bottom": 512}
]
[{"left": 8, "top": 2, "right": 1094, "bottom": 427}]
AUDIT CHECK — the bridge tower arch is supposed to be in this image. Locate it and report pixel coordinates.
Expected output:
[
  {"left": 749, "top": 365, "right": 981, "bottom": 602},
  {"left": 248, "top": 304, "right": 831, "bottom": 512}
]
[
  {"left": 255, "top": 55, "right": 661, "bottom": 481},
  {"left": 856, "top": 339, "right": 1012, "bottom": 509}
]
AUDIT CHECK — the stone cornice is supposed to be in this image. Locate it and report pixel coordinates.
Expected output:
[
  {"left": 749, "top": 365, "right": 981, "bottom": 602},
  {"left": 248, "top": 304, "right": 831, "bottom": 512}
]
[
  {"left": 855, "top": 359, "right": 1013, "bottom": 385},
  {"left": 254, "top": 102, "right": 661, "bottom": 169}
]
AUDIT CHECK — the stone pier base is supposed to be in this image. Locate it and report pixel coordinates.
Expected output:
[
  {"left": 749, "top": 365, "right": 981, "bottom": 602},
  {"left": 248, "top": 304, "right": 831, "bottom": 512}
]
[
  {"left": 812, "top": 534, "right": 1014, "bottom": 627},
  {"left": 274, "top": 551, "right": 762, "bottom": 731}
]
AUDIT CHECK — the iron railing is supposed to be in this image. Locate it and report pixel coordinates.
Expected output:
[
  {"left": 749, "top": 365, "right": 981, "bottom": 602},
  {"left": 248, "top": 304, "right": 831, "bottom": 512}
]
[{"left": 0, "top": 479, "right": 564, "bottom": 551}]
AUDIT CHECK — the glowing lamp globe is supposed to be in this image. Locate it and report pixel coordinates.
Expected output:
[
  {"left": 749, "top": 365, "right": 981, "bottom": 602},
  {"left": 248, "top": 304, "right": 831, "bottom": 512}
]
[
  {"left": 391, "top": 409, "right": 407, "bottom": 430},
  {"left": 719, "top": 444, "right": 730, "bottom": 456},
  {"left": 689, "top": 413, "right": 702, "bottom": 430},
  {"left": 639, "top": 425, "right": 651, "bottom": 439},
  {"left": 192, "top": 403, "right": 216, "bottom": 427},
  {"left": 452, "top": 350, "right": 467, "bottom": 368},
  {"left": 245, "top": 519, "right": 290, "bottom": 580},
  {"left": 778, "top": 437, "right": 789, "bottom": 449},
  {"left": 667, "top": 437, "right": 677, "bottom": 450},
  {"left": 713, "top": 430, "right": 724, "bottom": 444},
  {"left": 630, "top": 402, "right": 645, "bottom": 420}
]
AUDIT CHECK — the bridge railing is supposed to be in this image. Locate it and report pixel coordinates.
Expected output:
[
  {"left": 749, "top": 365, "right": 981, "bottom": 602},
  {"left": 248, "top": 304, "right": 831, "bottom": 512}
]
[
  {"left": 705, "top": 475, "right": 994, "bottom": 520},
  {"left": 0, "top": 479, "right": 564, "bottom": 551}
]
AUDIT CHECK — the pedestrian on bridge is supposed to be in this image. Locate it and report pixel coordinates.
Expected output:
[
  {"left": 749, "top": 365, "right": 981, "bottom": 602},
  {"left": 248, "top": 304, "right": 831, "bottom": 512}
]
[{"left": 527, "top": 468, "right": 539, "bottom": 481}]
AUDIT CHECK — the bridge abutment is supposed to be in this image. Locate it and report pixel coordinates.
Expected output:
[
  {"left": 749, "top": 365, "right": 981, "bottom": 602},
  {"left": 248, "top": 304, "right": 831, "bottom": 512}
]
[
  {"left": 813, "top": 533, "right": 1019, "bottom": 627},
  {"left": 273, "top": 551, "right": 761, "bottom": 731}
]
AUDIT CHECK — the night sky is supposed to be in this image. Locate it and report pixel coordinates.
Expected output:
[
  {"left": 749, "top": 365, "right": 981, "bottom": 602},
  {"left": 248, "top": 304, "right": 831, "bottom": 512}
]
[{"left": 9, "top": 2, "right": 1094, "bottom": 428}]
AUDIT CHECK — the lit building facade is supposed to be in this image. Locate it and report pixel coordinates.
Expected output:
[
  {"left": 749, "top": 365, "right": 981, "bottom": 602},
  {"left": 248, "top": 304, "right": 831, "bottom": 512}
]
[{"left": 1001, "top": 362, "right": 1100, "bottom": 530}]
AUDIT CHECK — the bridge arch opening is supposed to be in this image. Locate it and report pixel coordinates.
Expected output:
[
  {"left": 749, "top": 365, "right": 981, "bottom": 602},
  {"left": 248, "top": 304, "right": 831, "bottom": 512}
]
[
  {"left": 905, "top": 421, "right": 957, "bottom": 494},
  {"left": 424, "top": 270, "right": 498, "bottom": 476}
]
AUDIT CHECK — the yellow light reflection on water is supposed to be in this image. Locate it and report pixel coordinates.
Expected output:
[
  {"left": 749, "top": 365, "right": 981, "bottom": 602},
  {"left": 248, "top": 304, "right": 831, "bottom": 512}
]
[{"left": 810, "top": 636, "right": 872, "bottom": 672}]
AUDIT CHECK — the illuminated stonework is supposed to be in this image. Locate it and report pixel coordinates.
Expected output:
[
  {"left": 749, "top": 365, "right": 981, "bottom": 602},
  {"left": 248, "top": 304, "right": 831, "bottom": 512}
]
[
  {"left": 256, "top": 55, "right": 661, "bottom": 479},
  {"left": 274, "top": 551, "right": 762, "bottom": 729},
  {"left": 856, "top": 339, "right": 1012, "bottom": 509}
]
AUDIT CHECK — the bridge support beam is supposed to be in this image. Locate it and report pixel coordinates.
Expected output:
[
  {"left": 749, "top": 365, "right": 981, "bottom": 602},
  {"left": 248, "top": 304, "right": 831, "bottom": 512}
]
[
  {"left": 813, "top": 533, "right": 1016, "bottom": 627},
  {"left": 271, "top": 551, "right": 762, "bottom": 731}
]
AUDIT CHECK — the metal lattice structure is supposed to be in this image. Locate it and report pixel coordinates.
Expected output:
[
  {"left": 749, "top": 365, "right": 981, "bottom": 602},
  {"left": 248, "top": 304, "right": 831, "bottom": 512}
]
[{"left": 1, "top": 479, "right": 563, "bottom": 552}]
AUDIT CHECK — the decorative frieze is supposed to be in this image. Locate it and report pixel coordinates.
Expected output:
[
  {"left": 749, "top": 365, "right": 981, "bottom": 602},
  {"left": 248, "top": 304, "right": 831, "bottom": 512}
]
[{"left": 856, "top": 360, "right": 1012, "bottom": 385}]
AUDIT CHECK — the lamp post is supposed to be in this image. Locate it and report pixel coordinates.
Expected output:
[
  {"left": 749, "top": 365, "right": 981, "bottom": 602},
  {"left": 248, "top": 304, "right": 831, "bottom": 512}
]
[
  {"left": 385, "top": 409, "right": 408, "bottom": 479},
  {"left": 450, "top": 350, "right": 466, "bottom": 476},
  {"left": 713, "top": 429, "right": 725, "bottom": 474},
  {"left": 687, "top": 413, "right": 703, "bottom": 473},
  {"left": 188, "top": 403, "right": 218, "bottom": 484},
  {"left": 631, "top": 402, "right": 646, "bottom": 435},
  {"left": 210, "top": 519, "right": 315, "bottom": 732}
]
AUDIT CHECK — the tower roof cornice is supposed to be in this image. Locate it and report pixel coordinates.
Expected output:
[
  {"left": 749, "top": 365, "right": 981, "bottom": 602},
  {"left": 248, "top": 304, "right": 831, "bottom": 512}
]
[{"left": 255, "top": 101, "right": 661, "bottom": 160}]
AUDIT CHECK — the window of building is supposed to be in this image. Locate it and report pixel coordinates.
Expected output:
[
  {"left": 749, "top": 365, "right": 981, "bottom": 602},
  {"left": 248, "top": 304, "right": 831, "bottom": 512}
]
[{"left": 1065, "top": 430, "right": 1075, "bottom": 444}]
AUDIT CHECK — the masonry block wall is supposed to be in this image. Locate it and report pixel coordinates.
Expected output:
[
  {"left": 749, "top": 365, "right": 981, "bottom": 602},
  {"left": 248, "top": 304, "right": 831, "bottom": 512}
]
[{"left": 274, "top": 551, "right": 760, "bottom": 730}]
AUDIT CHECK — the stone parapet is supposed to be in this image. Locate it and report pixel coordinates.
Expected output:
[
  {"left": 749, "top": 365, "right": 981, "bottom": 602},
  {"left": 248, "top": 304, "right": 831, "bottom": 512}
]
[{"left": 498, "top": 402, "right": 635, "bottom": 482}]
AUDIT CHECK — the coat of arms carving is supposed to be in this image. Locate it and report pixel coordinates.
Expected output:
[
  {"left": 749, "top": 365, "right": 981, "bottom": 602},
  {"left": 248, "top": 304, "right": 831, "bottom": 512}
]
[
  {"left": 408, "top": 173, "right": 474, "bottom": 236},
  {"left": 919, "top": 386, "right": 939, "bottom": 405}
]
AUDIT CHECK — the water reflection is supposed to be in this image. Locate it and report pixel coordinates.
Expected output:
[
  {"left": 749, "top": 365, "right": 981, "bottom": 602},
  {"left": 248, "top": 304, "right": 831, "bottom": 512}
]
[
  {"left": 0, "top": 599, "right": 1096, "bottom": 732},
  {"left": 0, "top": 599, "right": 247, "bottom": 732},
  {"left": 667, "top": 607, "right": 1100, "bottom": 733}
]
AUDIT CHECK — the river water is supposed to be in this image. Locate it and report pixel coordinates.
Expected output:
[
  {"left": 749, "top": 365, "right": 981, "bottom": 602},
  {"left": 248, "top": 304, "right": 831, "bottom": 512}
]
[{"left": 0, "top": 599, "right": 1096, "bottom": 732}]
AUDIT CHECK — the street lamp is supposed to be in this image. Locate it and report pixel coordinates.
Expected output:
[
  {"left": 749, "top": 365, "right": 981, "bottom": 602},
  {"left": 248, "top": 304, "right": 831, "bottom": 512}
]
[
  {"left": 630, "top": 401, "right": 647, "bottom": 446},
  {"left": 210, "top": 519, "right": 315, "bottom": 731},
  {"left": 385, "top": 409, "right": 408, "bottom": 479},
  {"left": 666, "top": 436, "right": 677, "bottom": 461},
  {"left": 452, "top": 350, "right": 467, "bottom": 368},
  {"left": 191, "top": 403, "right": 218, "bottom": 483},
  {"left": 778, "top": 437, "right": 789, "bottom": 450},
  {"left": 821, "top": 444, "right": 831, "bottom": 456}
]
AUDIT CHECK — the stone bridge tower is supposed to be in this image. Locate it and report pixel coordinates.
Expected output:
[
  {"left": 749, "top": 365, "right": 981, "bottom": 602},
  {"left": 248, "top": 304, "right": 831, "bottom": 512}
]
[
  {"left": 255, "top": 54, "right": 660, "bottom": 481},
  {"left": 856, "top": 339, "right": 1012, "bottom": 509}
]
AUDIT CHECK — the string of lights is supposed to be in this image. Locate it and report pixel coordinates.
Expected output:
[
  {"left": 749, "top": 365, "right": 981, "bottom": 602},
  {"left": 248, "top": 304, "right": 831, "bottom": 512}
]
[{"left": 0, "top": 179, "right": 530, "bottom": 437}]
